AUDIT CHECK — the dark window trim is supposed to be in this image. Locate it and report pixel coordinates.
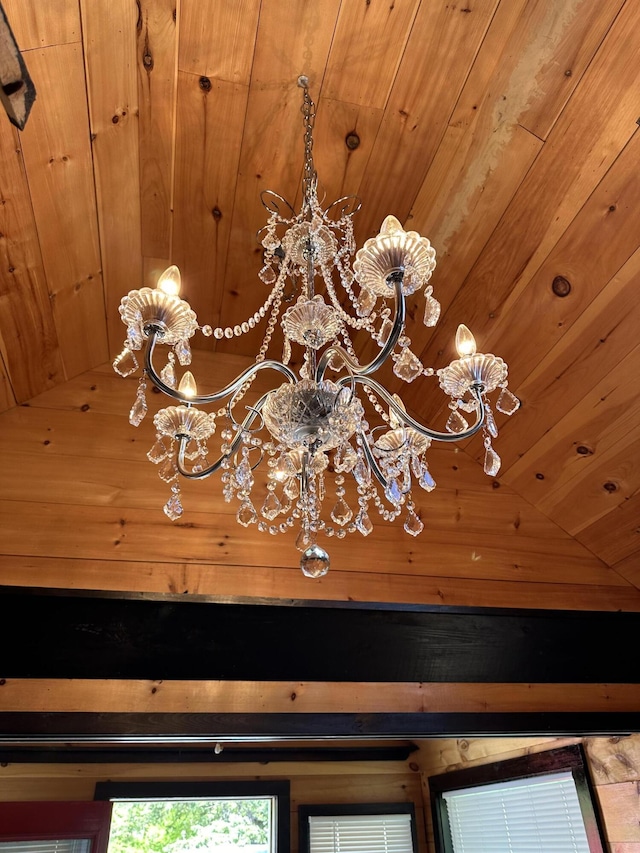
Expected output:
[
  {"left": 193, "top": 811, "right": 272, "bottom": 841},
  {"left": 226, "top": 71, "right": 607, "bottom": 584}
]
[
  {"left": 429, "top": 744, "right": 606, "bottom": 853},
  {"left": 298, "top": 802, "right": 417, "bottom": 853},
  {"left": 94, "top": 780, "right": 290, "bottom": 853}
]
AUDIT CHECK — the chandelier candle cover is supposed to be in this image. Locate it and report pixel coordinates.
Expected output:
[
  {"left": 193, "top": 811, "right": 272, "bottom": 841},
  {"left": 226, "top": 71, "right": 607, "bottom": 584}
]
[{"left": 114, "top": 78, "right": 519, "bottom": 578}]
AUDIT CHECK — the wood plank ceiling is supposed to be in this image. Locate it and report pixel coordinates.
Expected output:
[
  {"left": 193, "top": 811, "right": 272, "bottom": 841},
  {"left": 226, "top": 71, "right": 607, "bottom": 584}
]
[{"left": 0, "top": 0, "right": 638, "bottom": 606}]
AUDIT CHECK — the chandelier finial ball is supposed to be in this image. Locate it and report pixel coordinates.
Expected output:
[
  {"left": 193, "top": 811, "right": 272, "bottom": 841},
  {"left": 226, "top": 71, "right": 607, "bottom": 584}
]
[
  {"left": 300, "top": 544, "right": 330, "bottom": 578},
  {"left": 157, "top": 265, "right": 182, "bottom": 297},
  {"left": 455, "top": 324, "right": 477, "bottom": 358}
]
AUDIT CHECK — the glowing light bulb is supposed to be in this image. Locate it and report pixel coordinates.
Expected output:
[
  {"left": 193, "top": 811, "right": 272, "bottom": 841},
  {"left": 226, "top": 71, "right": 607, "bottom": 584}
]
[
  {"left": 156, "top": 265, "right": 181, "bottom": 296},
  {"left": 178, "top": 370, "right": 197, "bottom": 398},
  {"left": 379, "top": 214, "right": 404, "bottom": 238},
  {"left": 455, "top": 324, "right": 477, "bottom": 358}
]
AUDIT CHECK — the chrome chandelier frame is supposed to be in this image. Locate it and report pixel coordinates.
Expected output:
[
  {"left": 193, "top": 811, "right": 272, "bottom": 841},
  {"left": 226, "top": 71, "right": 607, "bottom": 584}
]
[{"left": 113, "top": 77, "right": 519, "bottom": 577}]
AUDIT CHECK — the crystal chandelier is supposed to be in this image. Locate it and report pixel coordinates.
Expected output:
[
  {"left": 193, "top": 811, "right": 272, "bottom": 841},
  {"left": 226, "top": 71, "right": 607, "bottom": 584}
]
[{"left": 113, "top": 77, "right": 519, "bottom": 578}]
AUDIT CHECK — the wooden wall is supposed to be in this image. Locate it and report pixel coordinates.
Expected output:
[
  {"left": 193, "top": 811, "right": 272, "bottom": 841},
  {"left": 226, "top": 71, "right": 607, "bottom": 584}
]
[
  {"left": 0, "top": 753, "right": 426, "bottom": 853},
  {"left": 1, "top": 736, "right": 639, "bottom": 851},
  {"left": 418, "top": 734, "right": 640, "bottom": 851}
]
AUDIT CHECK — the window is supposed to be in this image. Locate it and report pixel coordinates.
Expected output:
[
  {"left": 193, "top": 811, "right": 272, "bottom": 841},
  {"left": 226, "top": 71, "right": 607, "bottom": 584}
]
[
  {"left": 429, "top": 744, "right": 606, "bottom": 853},
  {"left": 94, "top": 781, "right": 290, "bottom": 853},
  {"left": 0, "top": 802, "right": 112, "bottom": 853},
  {"left": 299, "top": 804, "right": 417, "bottom": 853}
]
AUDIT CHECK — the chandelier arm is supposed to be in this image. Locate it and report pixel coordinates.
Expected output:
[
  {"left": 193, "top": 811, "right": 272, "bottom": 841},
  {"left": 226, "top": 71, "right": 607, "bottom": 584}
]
[
  {"left": 175, "top": 392, "right": 272, "bottom": 480},
  {"left": 144, "top": 333, "right": 297, "bottom": 404},
  {"left": 341, "top": 374, "right": 486, "bottom": 443},
  {"left": 314, "top": 273, "right": 405, "bottom": 382}
]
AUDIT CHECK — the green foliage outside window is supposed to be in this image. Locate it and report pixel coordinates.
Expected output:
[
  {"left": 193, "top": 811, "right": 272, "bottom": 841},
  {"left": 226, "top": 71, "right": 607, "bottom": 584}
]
[{"left": 107, "top": 798, "right": 271, "bottom": 853}]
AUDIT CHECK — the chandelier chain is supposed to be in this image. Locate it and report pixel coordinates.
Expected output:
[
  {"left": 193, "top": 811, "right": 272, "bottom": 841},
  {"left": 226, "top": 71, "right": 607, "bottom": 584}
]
[{"left": 299, "top": 77, "right": 318, "bottom": 211}]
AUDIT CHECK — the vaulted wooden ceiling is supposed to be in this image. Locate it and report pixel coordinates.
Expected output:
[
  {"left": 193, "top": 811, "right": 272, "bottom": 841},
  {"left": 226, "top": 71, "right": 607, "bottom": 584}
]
[{"left": 0, "top": 0, "right": 638, "bottom": 608}]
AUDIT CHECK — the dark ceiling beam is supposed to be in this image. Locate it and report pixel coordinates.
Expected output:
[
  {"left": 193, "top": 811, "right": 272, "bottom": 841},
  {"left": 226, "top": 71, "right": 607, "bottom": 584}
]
[
  {"left": 1, "top": 586, "right": 640, "bottom": 683},
  {"left": 0, "top": 744, "right": 417, "bottom": 764},
  {"left": 1, "top": 712, "right": 639, "bottom": 742}
]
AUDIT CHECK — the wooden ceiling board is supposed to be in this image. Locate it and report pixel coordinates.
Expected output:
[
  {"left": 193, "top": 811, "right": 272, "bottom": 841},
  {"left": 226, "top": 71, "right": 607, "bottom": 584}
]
[
  {"left": 1, "top": 554, "right": 638, "bottom": 612},
  {"left": 137, "top": 0, "right": 176, "bottom": 261},
  {"left": 0, "top": 122, "right": 63, "bottom": 402},
  {"left": 20, "top": 44, "right": 107, "bottom": 381},
  {"left": 351, "top": 0, "right": 500, "bottom": 246},
  {"left": 3, "top": 680, "right": 640, "bottom": 716},
  {"left": 476, "top": 130, "right": 640, "bottom": 393},
  {"left": 80, "top": 0, "right": 143, "bottom": 355},
  {"left": 177, "top": 0, "right": 261, "bottom": 83},
  {"left": 172, "top": 74, "right": 249, "bottom": 327},
  {"left": 577, "top": 491, "right": 640, "bottom": 568},
  {"left": 503, "top": 345, "right": 640, "bottom": 511},
  {"left": 0, "top": 0, "right": 638, "bottom": 618},
  {"left": 406, "top": 0, "right": 640, "bottom": 418},
  {"left": 0, "top": 354, "right": 15, "bottom": 412},
  {"left": 405, "top": 0, "right": 623, "bottom": 321},
  {"left": 487, "top": 247, "right": 640, "bottom": 474},
  {"left": 321, "top": 0, "right": 421, "bottom": 110},
  {"left": 1, "top": 0, "right": 80, "bottom": 51}
]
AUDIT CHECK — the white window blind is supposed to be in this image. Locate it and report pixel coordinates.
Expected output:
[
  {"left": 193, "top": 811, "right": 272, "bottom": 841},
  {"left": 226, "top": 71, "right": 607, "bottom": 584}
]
[
  {"left": 0, "top": 842, "right": 91, "bottom": 853},
  {"left": 308, "top": 813, "right": 414, "bottom": 853},
  {"left": 442, "top": 770, "right": 590, "bottom": 853}
]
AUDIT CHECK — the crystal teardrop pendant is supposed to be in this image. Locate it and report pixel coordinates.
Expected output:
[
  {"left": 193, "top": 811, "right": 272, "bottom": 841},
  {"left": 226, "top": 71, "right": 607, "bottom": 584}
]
[
  {"left": 236, "top": 501, "right": 258, "bottom": 527},
  {"left": 234, "top": 458, "right": 254, "bottom": 491},
  {"left": 160, "top": 356, "right": 177, "bottom": 388},
  {"left": 485, "top": 405, "right": 499, "bottom": 438},
  {"left": 129, "top": 386, "right": 148, "bottom": 426},
  {"left": 353, "top": 456, "right": 371, "bottom": 486},
  {"left": 496, "top": 386, "right": 520, "bottom": 415},
  {"left": 423, "top": 292, "right": 441, "bottom": 327},
  {"left": 284, "top": 476, "right": 299, "bottom": 499},
  {"left": 356, "top": 286, "right": 376, "bottom": 317},
  {"left": 483, "top": 441, "right": 501, "bottom": 476},
  {"left": 445, "top": 408, "right": 469, "bottom": 434},
  {"left": 393, "top": 347, "right": 423, "bottom": 383},
  {"left": 259, "top": 264, "right": 276, "bottom": 284},
  {"left": 158, "top": 456, "right": 177, "bottom": 482},
  {"left": 113, "top": 346, "right": 138, "bottom": 377},
  {"left": 300, "top": 544, "right": 330, "bottom": 578},
  {"left": 355, "top": 510, "right": 373, "bottom": 536},
  {"left": 174, "top": 338, "right": 192, "bottom": 366},
  {"left": 261, "top": 491, "right": 282, "bottom": 520},
  {"left": 330, "top": 498, "right": 353, "bottom": 526},
  {"left": 377, "top": 315, "right": 393, "bottom": 346},
  {"left": 127, "top": 323, "right": 143, "bottom": 351},
  {"left": 163, "top": 492, "right": 183, "bottom": 520},
  {"left": 419, "top": 465, "right": 436, "bottom": 492},
  {"left": 296, "top": 528, "right": 314, "bottom": 552},
  {"left": 147, "top": 436, "right": 170, "bottom": 464},
  {"left": 384, "top": 477, "right": 403, "bottom": 506},
  {"left": 404, "top": 508, "right": 424, "bottom": 537}
]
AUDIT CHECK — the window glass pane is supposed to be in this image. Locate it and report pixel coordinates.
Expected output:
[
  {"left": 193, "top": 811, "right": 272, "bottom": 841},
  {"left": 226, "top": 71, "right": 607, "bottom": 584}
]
[
  {"left": 308, "top": 813, "right": 414, "bottom": 853},
  {"left": 107, "top": 798, "right": 273, "bottom": 853},
  {"left": 443, "top": 771, "right": 590, "bottom": 853},
  {"left": 0, "top": 843, "right": 91, "bottom": 853}
]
